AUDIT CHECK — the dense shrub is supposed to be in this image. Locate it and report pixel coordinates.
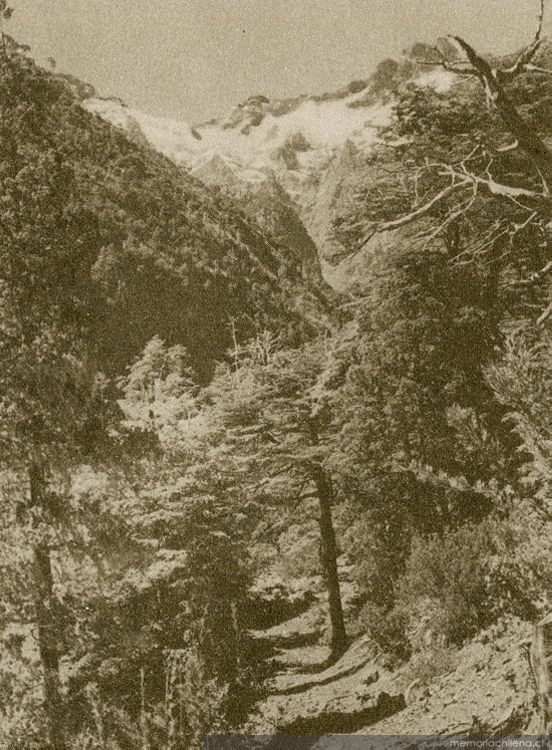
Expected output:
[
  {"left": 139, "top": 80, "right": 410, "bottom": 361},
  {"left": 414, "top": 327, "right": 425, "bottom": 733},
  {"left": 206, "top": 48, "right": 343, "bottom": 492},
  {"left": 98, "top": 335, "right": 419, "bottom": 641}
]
[{"left": 361, "top": 515, "right": 540, "bottom": 659}]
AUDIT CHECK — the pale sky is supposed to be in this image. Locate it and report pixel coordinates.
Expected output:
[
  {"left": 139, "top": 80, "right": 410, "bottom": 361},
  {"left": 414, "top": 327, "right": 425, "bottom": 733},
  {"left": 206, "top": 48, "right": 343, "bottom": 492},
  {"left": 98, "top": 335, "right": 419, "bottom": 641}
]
[{"left": 10, "top": 1, "right": 544, "bottom": 123}]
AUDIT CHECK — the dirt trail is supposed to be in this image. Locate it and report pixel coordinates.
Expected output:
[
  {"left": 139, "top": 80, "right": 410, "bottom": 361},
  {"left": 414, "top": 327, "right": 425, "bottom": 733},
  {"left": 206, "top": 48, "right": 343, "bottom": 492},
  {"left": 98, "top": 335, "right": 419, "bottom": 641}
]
[{"left": 249, "top": 584, "right": 540, "bottom": 740}]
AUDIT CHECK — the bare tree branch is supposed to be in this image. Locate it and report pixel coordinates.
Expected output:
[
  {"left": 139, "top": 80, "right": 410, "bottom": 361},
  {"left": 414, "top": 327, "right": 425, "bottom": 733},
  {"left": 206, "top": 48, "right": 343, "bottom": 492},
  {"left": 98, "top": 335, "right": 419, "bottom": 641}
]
[
  {"left": 500, "top": 0, "right": 545, "bottom": 80},
  {"left": 378, "top": 183, "right": 469, "bottom": 231},
  {"left": 414, "top": 44, "right": 477, "bottom": 76},
  {"left": 496, "top": 140, "right": 519, "bottom": 153},
  {"left": 377, "top": 163, "right": 550, "bottom": 235},
  {"left": 524, "top": 63, "right": 552, "bottom": 74},
  {"left": 453, "top": 170, "right": 548, "bottom": 203},
  {"left": 537, "top": 300, "right": 552, "bottom": 325}
]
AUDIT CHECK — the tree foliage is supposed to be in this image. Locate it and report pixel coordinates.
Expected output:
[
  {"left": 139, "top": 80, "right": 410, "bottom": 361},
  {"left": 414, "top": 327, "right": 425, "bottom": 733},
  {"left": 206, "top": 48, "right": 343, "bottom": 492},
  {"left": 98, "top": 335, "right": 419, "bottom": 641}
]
[{"left": 1, "top": 7, "right": 552, "bottom": 746}]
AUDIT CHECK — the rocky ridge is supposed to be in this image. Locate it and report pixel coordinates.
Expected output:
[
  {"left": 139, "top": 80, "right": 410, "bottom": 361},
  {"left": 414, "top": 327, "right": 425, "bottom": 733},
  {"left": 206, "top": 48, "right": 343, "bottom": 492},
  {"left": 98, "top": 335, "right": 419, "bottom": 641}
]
[{"left": 81, "top": 67, "right": 456, "bottom": 287}]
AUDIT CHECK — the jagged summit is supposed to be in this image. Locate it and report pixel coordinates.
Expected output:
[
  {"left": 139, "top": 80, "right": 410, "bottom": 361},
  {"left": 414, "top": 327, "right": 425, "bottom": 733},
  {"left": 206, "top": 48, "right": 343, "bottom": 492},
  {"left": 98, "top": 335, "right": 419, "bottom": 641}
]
[
  {"left": 83, "top": 80, "right": 393, "bottom": 174},
  {"left": 81, "top": 56, "right": 456, "bottom": 174},
  {"left": 81, "top": 61, "right": 456, "bottom": 286}
]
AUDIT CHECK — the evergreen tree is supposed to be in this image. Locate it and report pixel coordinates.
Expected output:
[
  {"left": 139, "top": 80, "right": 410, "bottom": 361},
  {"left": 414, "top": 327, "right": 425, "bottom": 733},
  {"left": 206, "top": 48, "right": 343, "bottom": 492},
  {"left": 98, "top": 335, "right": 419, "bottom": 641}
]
[{"left": 204, "top": 333, "right": 348, "bottom": 659}]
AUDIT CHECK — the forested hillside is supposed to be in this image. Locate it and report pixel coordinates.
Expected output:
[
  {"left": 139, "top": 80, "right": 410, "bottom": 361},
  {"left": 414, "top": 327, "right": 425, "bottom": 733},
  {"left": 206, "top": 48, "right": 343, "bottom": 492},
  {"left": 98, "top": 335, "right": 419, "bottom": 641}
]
[
  {"left": 0, "top": 3, "right": 552, "bottom": 748},
  {"left": 0, "top": 40, "right": 325, "bottom": 379}
]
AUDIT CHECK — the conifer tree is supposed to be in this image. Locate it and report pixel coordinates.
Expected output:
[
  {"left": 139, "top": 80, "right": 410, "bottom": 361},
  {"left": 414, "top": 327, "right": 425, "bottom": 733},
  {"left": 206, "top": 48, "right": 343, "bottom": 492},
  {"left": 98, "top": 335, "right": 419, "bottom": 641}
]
[{"left": 205, "top": 333, "right": 348, "bottom": 659}]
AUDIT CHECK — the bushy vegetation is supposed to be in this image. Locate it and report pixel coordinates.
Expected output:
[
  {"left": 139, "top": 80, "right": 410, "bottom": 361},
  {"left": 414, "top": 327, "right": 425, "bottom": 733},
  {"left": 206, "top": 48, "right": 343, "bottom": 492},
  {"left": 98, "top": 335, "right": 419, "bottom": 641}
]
[
  {"left": 361, "top": 515, "right": 540, "bottom": 660},
  {"left": 1, "top": 9, "right": 552, "bottom": 748}
]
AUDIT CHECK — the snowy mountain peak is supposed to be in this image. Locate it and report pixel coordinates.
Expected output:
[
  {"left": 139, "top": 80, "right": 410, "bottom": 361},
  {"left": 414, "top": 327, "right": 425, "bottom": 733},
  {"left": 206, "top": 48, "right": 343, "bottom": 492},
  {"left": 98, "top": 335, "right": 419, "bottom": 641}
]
[
  {"left": 83, "top": 81, "right": 394, "bottom": 177},
  {"left": 82, "top": 67, "right": 455, "bottom": 287}
]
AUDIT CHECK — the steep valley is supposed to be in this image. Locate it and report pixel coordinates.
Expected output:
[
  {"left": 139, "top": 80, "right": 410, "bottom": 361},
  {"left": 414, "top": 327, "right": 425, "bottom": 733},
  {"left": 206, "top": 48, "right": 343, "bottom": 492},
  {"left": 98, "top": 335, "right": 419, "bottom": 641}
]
[
  {"left": 1, "top": 19, "right": 552, "bottom": 746},
  {"left": 81, "top": 64, "right": 457, "bottom": 288}
]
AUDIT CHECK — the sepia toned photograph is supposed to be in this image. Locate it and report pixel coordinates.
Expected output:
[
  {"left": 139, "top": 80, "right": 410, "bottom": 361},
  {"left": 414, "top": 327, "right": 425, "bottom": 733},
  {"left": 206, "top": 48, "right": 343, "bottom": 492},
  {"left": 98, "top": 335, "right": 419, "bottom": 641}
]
[{"left": 0, "top": 1, "right": 551, "bottom": 747}]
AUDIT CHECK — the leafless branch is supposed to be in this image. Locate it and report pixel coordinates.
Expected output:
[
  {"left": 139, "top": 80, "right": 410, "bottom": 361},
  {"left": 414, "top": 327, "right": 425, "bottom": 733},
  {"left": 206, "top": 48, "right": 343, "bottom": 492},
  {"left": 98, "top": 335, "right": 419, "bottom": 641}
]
[
  {"left": 508, "top": 211, "right": 540, "bottom": 243},
  {"left": 525, "top": 63, "right": 552, "bottom": 75},
  {"left": 415, "top": 45, "right": 476, "bottom": 77},
  {"left": 537, "top": 300, "right": 552, "bottom": 325},
  {"left": 420, "top": 185, "right": 478, "bottom": 250},
  {"left": 378, "top": 183, "right": 470, "bottom": 231},
  {"left": 418, "top": 60, "right": 475, "bottom": 77},
  {"left": 377, "top": 163, "right": 549, "bottom": 235},
  {"left": 496, "top": 140, "right": 519, "bottom": 153},
  {"left": 453, "top": 223, "right": 511, "bottom": 266},
  {"left": 500, "top": 0, "right": 545, "bottom": 80}
]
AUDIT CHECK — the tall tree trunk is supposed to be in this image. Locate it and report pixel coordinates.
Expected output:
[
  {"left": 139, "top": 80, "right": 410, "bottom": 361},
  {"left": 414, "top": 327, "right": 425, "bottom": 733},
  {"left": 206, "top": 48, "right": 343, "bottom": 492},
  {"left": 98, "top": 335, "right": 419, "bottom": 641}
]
[
  {"left": 29, "top": 463, "right": 66, "bottom": 750},
  {"left": 531, "top": 612, "right": 552, "bottom": 734},
  {"left": 165, "top": 652, "right": 179, "bottom": 750},
  {"left": 311, "top": 465, "right": 347, "bottom": 660}
]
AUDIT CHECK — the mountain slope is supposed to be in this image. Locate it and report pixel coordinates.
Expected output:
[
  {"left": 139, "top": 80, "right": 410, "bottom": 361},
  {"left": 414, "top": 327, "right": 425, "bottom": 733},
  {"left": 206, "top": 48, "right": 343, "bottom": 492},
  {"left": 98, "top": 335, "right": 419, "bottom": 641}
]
[
  {"left": 0, "top": 52, "right": 320, "bottom": 378},
  {"left": 190, "top": 159, "right": 322, "bottom": 280},
  {"left": 83, "top": 84, "right": 392, "bottom": 175},
  {"left": 82, "top": 61, "right": 456, "bottom": 286}
]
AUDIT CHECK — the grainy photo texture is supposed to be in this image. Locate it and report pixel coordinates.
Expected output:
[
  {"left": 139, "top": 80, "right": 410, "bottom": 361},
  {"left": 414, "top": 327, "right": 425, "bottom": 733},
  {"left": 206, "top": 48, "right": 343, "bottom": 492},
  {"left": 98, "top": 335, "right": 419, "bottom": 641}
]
[{"left": 0, "top": 1, "right": 551, "bottom": 748}]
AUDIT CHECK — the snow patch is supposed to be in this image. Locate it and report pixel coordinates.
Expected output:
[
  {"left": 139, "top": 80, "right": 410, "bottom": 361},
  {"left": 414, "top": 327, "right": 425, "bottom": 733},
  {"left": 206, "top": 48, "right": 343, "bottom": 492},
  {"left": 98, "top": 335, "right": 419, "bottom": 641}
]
[
  {"left": 415, "top": 69, "right": 457, "bottom": 93},
  {"left": 83, "top": 90, "right": 394, "bottom": 178}
]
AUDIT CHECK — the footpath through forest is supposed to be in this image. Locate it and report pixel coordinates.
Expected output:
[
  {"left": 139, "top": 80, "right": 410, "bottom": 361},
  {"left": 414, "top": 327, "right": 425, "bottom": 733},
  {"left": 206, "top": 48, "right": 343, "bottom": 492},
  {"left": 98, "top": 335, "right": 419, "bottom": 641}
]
[{"left": 247, "top": 570, "right": 542, "bottom": 739}]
